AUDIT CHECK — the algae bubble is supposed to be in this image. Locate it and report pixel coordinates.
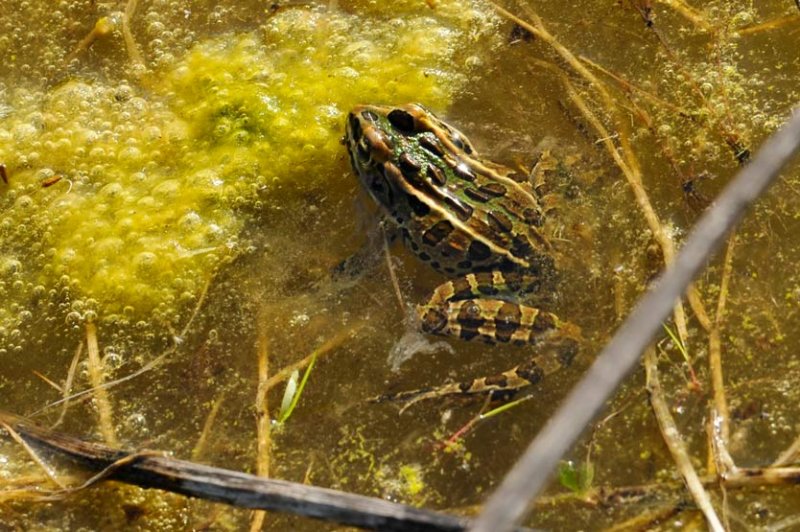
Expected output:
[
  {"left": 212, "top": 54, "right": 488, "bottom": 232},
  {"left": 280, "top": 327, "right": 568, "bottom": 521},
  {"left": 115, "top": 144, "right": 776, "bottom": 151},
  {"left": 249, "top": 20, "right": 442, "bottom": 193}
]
[{"left": 0, "top": 2, "right": 498, "bottom": 351}]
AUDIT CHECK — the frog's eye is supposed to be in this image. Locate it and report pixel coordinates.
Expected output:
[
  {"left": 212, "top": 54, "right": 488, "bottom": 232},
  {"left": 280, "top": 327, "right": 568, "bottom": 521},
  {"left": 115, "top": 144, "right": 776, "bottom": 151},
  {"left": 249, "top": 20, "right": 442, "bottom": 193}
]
[{"left": 387, "top": 109, "right": 416, "bottom": 133}]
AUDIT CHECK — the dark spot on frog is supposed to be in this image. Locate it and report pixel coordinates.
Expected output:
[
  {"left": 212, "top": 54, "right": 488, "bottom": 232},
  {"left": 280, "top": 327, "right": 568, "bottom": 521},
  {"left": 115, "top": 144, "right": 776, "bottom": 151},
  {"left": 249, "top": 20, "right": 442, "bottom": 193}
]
[
  {"left": 422, "top": 220, "right": 454, "bottom": 246},
  {"left": 515, "top": 362, "right": 544, "bottom": 384},
  {"left": 457, "top": 260, "right": 472, "bottom": 270},
  {"left": 406, "top": 193, "right": 430, "bottom": 217},
  {"left": 453, "top": 163, "right": 476, "bottom": 182},
  {"left": 444, "top": 196, "right": 473, "bottom": 221},
  {"left": 418, "top": 251, "right": 431, "bottom": 261},
  {"left": 426, "top": 164, "right": 447, "bottom": 186},
  {"left": 479, "top": 183, "right": 506, "bottom": 197},
  {"left": 510, "top": 235, "right": 534, "bottom": 258},
  {"left": 451, "top": 277, "right": 474, "bottom": 300},
  {"left": 533, "top": 312, "right": 556, "bottom": 332},
  {"left": 487, "top": 210, "right": 513, "bottom": 233},
  {"left": 467, "top": 240, "right": 492, "bottom": 261},
  {"left": 523, "top": 207, "right": 544, "bottom": 227},
  {"left": 419, "top": 135, "right": 445, "bottom": 157},
  {"left": 387, "top": 109, "right": 416, "bottom": 133},
  {"left": 465, "top": 187, "right": 492, "bottom": 202},
  {"left": 420, "top": 306, "right": 448, "bottom": 333},
  {"left": 399, "top": 152, "right": 422, "bottom": 174},
  {"left": 484, "top": 374, "right": 509, "bottom": 387},
  {"left": 450, "top": 132, "right": 473, "bottom": 154}
]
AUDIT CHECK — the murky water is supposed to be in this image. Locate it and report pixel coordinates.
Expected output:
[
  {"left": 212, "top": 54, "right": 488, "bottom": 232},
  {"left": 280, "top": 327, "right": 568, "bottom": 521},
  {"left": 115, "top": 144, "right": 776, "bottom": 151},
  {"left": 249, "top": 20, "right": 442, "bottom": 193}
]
[{"left": 1, "top": 1, "right": 799, "bottom": 529}]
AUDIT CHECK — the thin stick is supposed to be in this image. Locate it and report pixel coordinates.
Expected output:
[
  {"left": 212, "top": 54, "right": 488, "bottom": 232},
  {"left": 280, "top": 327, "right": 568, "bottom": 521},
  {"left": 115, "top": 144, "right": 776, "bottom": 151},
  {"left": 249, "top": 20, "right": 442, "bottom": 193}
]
[
  {"left": 382, "top": 224, "right": 406, "bottom": 312},
  {"left": 708, "top": 235, "right": 736, "bottom": 473},
  {"left": 85, "top": 322, "right": 119, "bottom": 447},
  {"left": 654, "top": 0, "right": 712, "bottom": 31},
  {"left": 773, "top": 433, "right": 800, "bottom": 467},
  {"left": 1, "top": 421, "right": 66, "bottom": 489},
  {"left": 32, "top": 371, "right": 63, "bottom": 393},
  {"left": 121, "top": 0, "right": 145, "bottom": 69},
  {"left": 30, "top": 346, "right": 175, "bottom": 417},
  {"left": 52, "top": 342, "right": 83, "bottom": 428},
  {"left": 264, "top": 321, "right": 364, "bottom": 393},
  {"left": 250, "top": 310, "right": 273, "bottom": 532},
  {"left": 191, "top": 393, "right": 225, "bottom": 462},
  {"left": 644, "top": 348, "right": 724, "bottom": 532},
  {"left": 738, "top": 14, "right": 800, "bottom": 36}
]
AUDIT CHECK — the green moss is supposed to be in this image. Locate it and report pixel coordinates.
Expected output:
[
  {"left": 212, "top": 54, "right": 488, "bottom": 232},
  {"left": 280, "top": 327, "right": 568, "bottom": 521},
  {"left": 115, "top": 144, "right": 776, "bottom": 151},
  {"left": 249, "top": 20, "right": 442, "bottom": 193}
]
[{"left": 0, "top": 3, "right": 497, "bottom": 347}]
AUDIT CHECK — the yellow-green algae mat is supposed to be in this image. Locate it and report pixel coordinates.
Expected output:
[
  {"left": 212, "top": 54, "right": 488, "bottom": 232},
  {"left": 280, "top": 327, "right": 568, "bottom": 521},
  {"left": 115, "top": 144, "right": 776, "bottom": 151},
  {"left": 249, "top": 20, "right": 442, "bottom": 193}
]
[{"left": 0, "top": 3, "right": 498, "bottom": 353}]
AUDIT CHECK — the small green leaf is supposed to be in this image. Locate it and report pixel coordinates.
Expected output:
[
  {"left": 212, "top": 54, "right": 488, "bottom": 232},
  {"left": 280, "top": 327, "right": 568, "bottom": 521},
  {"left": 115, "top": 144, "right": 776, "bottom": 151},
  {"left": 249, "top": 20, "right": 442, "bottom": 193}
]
[{"left": 558, "top": 461, "right": 580, "bottom": 493}]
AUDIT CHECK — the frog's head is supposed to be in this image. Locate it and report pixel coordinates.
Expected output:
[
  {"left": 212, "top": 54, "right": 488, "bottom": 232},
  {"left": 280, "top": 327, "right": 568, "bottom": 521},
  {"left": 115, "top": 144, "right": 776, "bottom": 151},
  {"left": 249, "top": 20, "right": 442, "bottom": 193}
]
[{"left": 345, "top": 103, "right": 476, "bottom": 212}]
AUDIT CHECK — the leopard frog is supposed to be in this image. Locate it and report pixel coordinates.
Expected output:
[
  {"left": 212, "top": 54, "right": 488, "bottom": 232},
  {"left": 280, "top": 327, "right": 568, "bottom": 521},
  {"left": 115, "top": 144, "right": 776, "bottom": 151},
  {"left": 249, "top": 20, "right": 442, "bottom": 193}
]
[{"left": 345, "top": 103, "right": 580, "bottom": 402}]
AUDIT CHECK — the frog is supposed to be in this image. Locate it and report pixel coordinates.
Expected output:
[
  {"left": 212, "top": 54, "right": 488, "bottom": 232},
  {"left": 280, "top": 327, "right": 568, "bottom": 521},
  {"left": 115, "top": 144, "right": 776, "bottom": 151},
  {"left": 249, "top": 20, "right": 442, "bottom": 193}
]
[{"left": 344, "top": 103, "right": 580, "bottom": 403}]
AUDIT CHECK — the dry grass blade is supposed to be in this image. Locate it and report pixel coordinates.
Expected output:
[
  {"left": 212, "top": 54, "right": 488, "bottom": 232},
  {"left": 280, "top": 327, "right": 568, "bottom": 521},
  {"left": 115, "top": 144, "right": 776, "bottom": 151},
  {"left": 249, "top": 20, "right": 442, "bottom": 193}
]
[
  {"left": 1, "top": 421, "right": 66, "bottom": 489},
  {"left": 708, "top": 235, "right": 736, "bottom": 473},
  {"left": 122, "top": 0, "right": 145, "bottom": 69},
  {"left": 643, "top": 348, "right": 724, "bottom": 532},
  {"left": 251, "top": 309, "right": 273, "bottom": 532},
  {"left": 191, "top": 393, "right": 225, "bottom": 462},
  {"left": 85, "top": 322, "right": 118, "bottom": 447},
  {"left": 264, "top": 321, "right": 364, "bottom": 393},
  {"left": 52, "top": 343, "right": 83, "bottom": 429}
]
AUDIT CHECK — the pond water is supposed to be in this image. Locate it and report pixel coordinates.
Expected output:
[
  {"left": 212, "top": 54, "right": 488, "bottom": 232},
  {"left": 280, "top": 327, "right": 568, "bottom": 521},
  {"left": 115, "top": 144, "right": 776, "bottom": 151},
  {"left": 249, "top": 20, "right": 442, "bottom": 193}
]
[{"left": 1, "top": 1, "right": 799, "bottom": 529}]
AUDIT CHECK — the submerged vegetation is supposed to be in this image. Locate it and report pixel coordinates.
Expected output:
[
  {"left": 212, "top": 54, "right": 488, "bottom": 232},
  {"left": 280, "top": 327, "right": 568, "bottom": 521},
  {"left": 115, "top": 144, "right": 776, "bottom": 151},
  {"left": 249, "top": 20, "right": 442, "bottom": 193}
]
[{"left": 0, "top": 0, "right": 799, "bottom": 530}]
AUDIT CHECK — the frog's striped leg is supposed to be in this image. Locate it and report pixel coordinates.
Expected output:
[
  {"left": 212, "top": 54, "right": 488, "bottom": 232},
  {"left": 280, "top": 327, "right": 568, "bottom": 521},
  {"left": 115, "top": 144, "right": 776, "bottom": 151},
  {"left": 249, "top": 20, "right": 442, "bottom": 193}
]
[
  {"left": 426, "top": 271, "right": 545, "bottom": 308},
  {"left": 371, "top": 332, "right": 579, "bottom": 406},
  {"left": 371, "top": 275, "right": 581, "bottom": 406}
]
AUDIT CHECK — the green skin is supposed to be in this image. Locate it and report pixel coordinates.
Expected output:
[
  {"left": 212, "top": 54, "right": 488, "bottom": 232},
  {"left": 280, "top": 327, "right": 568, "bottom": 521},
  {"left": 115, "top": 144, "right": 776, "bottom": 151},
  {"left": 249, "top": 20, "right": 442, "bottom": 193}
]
[{"left": 345, "top": 103, "right": 580, "bottom": 403}]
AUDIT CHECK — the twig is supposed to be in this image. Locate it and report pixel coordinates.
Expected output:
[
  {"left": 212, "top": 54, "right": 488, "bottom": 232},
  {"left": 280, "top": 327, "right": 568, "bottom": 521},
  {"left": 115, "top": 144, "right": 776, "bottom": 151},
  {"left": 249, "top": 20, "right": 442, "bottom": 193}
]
[
  {"left": 468, "top": 107, "right": 800, "bottom": 532},
  {"left": 738, "top": 14, "right": 800, "bottom": 36},
  {"left": 382, "top": 223, "right": 406, "bottom": 312},
  {"left": 251, "top": 310, "right": 273, "bottom": 532},
  {"left": 603, "top": 504, "right": 685, "bottom": 532},
  {"left": 1, "top": 421, "right": 66, "bottom": 489},
  {"left": 654, "top": 0, "right": 712, "bottom": 31},
  {"left": 85, "top": 322, "right": 119, "bottom": 447},
  {"left": 191, "top": 393, "right": 225, "bottom": 462},
  {"left": 708, "top": 235, "right": 736, "bottom": 474},
  {"left": 32, "top": 371, "right": 62, "bottom": 393},
  {"left": 66, "top": 16, "right": 117, "bottom": 63},
  {"left": 121, "top": 0, "right": 145, "bottom": 70},
  {"left": 30, "top": 346, "right": 175, "bottom": 417},
  {"left": 772, "top": 433, "right": 800, "bottom": 467},
  {"left": 52, "top": 342, "right": 83, "bottom": 429},
  {"left": 643, "top": 348, "right": 724, "bottom": 532},
  {"left": 264, "top": 321, "right": 364, "bottom": 393}
]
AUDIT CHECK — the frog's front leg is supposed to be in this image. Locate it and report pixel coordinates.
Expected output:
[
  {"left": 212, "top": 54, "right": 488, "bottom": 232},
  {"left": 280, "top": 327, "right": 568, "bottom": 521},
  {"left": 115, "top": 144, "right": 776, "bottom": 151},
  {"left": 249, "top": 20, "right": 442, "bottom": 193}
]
[{"left": 373, "top": 273, "right": 581, "bottom": 405}]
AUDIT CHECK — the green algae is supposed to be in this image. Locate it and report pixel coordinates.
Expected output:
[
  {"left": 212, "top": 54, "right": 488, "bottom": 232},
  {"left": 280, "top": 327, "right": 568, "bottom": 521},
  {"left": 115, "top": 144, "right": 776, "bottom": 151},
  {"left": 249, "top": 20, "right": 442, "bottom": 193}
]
[{"left": 0, "top": 3, "right": 498, "bottom": 348}]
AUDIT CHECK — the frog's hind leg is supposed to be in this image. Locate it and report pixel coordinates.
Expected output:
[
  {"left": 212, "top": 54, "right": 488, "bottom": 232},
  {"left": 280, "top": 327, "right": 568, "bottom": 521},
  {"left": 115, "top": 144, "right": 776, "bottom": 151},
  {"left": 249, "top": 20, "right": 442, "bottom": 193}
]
[
  {"left": 371, "top": 286, "right": 581, "bottom": 406},
  {"left": 370, "top": 334, "right": 579, "bottom": 407}
]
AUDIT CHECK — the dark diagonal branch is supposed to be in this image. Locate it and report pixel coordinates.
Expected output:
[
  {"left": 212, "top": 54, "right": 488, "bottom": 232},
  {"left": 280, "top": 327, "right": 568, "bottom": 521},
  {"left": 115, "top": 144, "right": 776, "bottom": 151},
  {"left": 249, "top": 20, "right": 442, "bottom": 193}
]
[{"left": 0, "top": 411, "right": 530, "bottom": 532}]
